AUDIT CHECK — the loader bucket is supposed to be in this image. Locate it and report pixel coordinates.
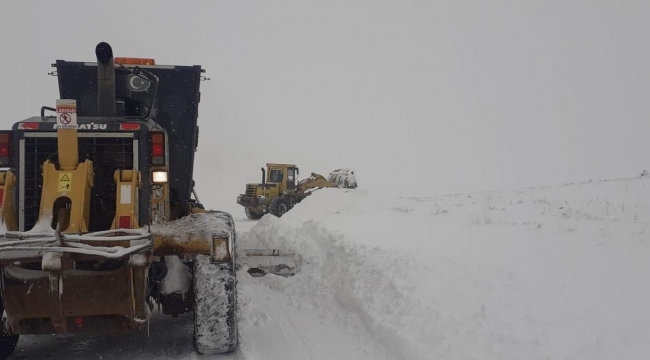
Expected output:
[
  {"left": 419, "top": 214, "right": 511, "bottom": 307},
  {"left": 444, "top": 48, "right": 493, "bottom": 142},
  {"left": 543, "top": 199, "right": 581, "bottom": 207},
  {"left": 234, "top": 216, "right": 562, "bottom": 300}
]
[
  {"left": 238, "top": 249, "right": 302, "bottom": 277},
  {"left": 328, "top": 168, "right": 357, "bottom": 189}
]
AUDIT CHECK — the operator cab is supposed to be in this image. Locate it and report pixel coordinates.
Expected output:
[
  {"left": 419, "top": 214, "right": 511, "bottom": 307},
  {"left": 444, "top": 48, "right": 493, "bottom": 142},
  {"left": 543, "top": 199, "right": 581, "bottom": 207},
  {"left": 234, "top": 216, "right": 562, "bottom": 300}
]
[{"left": 266, "top": 163, "right": 299, "bottom": 190}]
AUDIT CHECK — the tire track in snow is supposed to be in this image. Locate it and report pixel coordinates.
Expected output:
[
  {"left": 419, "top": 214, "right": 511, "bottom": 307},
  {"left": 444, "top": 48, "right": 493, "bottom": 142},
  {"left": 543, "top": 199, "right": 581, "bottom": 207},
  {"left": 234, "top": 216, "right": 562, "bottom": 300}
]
[
  {"left": 236, "top": 274, "right": 317, "bottom": 360},
  {"left": 235, "top": 270, "right": 387, "bottom": 360}
]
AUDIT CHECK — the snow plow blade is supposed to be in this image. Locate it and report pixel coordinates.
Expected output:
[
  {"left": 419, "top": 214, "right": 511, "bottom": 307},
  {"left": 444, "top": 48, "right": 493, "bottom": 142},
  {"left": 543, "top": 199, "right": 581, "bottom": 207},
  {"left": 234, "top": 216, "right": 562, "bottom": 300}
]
[
  {"left": 328, "top": 168, "right": 357, "bottom": 189},
  {"left": 238, "top": 249, "right": 302, "bottom": 277}
]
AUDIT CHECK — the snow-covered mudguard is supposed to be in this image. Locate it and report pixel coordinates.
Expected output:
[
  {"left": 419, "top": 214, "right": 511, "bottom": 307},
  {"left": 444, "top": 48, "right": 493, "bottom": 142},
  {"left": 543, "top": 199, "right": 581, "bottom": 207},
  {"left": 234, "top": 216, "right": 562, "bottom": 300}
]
[{"left": 149, "top": 210, "right": 239, "bottom": 354}]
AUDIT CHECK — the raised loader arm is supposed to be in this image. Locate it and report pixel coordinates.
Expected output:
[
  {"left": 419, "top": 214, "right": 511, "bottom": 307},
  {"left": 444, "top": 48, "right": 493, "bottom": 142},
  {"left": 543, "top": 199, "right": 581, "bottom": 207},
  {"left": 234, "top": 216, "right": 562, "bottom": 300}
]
[{"left": 297, "top": 173, "right": 337, "bottom": 192}]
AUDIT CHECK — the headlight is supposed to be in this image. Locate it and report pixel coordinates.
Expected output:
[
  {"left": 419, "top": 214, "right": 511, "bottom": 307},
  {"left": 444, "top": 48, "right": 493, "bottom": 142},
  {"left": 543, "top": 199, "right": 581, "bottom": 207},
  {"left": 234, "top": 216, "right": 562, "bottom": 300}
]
[{"left": 152, "top": 171, "right": 168, "bottom": 183}]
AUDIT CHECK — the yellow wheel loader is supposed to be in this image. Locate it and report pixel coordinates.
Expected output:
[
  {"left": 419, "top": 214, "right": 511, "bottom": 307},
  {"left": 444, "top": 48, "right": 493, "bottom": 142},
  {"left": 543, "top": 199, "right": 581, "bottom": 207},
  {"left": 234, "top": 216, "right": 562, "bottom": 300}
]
[
  {"left": 237, "top": 163, "right": 357, "bottom": 219},
  {"left": 0, "top": 42, "right": 299, "bottom": 358}
]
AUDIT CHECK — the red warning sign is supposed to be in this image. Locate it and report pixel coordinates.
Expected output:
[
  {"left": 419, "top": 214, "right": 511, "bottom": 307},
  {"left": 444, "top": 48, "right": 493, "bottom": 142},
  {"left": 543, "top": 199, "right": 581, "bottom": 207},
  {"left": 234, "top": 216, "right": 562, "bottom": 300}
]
[
  {"left": 56, "top": 99, "right": 78, "bottom": 129},
  {"left": 60, "top": 113, "right": 72, "bottom": 125}
]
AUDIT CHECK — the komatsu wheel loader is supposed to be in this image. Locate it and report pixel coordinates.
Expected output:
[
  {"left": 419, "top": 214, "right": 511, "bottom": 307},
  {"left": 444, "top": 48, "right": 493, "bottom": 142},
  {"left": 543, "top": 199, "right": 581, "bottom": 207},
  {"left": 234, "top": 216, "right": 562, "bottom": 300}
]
[
  {"left": 0, "top": 42, "right": 298, "bottom": 359},
  {"left": 237, "top": 163, "right": 357, "bottom": 219}
]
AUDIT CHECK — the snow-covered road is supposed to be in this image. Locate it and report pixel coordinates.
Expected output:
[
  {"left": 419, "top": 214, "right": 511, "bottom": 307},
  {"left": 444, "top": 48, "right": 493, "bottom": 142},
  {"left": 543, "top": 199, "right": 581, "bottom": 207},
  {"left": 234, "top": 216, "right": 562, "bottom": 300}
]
[
  {"left": 8, "top": 313, "right": 225, "bottom": 360},
  {"left": 8, "top": 177, "right": 650, "bottom": 359}
]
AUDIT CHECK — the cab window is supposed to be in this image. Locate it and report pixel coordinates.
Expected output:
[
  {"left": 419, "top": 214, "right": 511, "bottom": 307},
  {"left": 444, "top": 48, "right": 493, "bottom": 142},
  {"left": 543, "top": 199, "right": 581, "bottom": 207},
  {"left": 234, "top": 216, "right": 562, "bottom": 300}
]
[
  {"left": 287, "top": 168, "right": 296, "bottom": 189},
  {"left": 269, "top": 169, "right": 283, "bottom": 182}
]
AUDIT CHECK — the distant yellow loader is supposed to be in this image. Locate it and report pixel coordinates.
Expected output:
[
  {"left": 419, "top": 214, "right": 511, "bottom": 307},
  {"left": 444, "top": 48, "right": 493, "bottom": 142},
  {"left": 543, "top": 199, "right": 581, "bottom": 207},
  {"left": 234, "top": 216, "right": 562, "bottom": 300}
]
[{"left": 237, "top": 164, "right": 357, "bottom": 219}]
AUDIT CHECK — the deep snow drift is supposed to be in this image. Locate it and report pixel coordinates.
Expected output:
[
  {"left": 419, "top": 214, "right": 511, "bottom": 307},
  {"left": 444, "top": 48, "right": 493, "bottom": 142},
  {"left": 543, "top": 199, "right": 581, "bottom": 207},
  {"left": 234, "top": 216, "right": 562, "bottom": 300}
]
[
  {"left": 235, "top": 176, "right": 650, "bottom": 360},
  {"left": 8, "top": 176, "right": 650, "bottom": 359}
]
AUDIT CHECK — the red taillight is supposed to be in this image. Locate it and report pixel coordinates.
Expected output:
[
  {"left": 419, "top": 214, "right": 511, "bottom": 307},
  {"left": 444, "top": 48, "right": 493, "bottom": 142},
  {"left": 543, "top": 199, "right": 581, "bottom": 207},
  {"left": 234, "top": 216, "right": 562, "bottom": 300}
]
[
  {"left": 150, "top": 132, "right": 165, "bottom": 165},
  {"left": 152, "top": 144, "right": 163, "bottom": 156},
  {"left": 0, "top": 132, "right": 10, "bottom": 166},
  {"left": 120, "top": 123, "right": 141, "bottom": 131},
  {"left": 119, "top": 216, "right": 131, "bottom": 229},
  {"left": 18, "top": 123, "right": 39, "bottom": 130}
]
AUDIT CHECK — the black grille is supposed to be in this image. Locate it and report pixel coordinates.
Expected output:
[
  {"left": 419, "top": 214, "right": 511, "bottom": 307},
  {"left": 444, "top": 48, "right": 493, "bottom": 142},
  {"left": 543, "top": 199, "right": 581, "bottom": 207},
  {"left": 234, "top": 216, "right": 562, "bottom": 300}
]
[
  {"left": 23, "top": 136, "right": 134, "bottom": 232},
  {"left": 245, "top": 185, "right": 257, "bottom": 197}
]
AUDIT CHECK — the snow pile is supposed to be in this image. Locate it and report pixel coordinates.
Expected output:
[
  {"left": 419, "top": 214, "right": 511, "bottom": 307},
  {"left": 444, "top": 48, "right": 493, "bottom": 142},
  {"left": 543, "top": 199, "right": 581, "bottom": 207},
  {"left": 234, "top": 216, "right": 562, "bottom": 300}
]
[
  {"left": 237, "top": 215, "right": 537, "bottom": 359},
  {"left": 235, "top": 177, "right": 650, "bottom": 360},
  {"left": 239, "top": 217, "right": 432, "bottom": 359}
]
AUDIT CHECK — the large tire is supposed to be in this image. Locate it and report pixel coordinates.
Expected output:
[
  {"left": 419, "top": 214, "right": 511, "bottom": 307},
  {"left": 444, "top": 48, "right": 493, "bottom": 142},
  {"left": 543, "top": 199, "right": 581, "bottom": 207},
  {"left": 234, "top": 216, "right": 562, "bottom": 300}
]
[
  {"left": 193, "top": 255, "right": 238, "bottom": 354},
  {"left": 269, "top": 197, "right": 290, "bottom": 217},
  {"left": 0, "top": 301, "right": 18, "bottom": 359},
  {"left": 244, "top": 208, "right": 263, "bottom": 220}
]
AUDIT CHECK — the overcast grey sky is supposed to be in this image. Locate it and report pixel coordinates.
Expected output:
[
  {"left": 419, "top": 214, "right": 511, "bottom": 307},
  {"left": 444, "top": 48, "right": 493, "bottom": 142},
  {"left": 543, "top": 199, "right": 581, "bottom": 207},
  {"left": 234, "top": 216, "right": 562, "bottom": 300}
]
[{"left": 1, "top": 0, "right": 649, "bottom": 214}]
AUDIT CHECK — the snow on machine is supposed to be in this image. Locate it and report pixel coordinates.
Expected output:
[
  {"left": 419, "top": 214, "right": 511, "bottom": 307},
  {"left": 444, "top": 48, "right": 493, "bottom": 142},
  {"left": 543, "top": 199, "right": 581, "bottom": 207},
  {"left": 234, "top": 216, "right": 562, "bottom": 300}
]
[{"left": 0, "top": 42, "right": 299, "bottom": 358}]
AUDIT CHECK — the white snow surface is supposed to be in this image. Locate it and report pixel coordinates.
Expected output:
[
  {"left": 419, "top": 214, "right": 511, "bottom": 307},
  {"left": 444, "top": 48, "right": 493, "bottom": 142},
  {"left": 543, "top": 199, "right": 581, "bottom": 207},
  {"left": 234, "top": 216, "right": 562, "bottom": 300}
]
[{"left": 8, "top": 177, "right": 650, "bottom": 359}]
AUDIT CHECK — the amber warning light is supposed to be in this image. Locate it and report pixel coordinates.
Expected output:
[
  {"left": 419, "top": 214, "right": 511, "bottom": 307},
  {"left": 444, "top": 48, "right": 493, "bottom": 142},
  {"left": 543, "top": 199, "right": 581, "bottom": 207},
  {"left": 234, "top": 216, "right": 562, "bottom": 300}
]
[{"left": 115, "top": 57, "right": 156, "bottom": 65}]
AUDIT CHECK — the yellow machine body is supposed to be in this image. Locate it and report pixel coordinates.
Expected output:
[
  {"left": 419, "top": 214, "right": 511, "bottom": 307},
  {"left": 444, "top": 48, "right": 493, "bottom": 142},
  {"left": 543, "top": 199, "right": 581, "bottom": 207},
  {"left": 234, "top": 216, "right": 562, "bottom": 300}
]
[{"left": 237, "top": 163, "right": 357, "bottom": 219}]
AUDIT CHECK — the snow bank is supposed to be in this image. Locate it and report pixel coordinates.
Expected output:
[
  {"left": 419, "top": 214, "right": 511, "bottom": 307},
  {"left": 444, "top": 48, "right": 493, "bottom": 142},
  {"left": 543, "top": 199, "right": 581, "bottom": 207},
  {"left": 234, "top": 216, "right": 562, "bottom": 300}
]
[
  {"left": 240, "top": 217, "right": 432, "bottom": 359},
  {"left": 236, "top": 177, "right": 650, "bottom": 360},
  {"left": 239, "top": 216, "right": 539, "bottom": 359}
]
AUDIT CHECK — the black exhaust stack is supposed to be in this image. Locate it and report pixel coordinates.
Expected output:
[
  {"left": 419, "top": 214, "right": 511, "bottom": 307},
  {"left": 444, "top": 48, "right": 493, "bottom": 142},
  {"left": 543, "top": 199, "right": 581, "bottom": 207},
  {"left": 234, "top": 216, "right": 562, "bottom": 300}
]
[{"left": 95, "top": 42, "right": 116, "bottom": 117}]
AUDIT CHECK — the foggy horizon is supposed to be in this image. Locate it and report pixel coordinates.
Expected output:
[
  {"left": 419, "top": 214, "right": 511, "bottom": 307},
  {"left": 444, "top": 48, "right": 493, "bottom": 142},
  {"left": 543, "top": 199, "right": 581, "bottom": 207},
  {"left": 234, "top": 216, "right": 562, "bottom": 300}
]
[{"left": 2, "top": 0, "right": 648, "bottom": 214}]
